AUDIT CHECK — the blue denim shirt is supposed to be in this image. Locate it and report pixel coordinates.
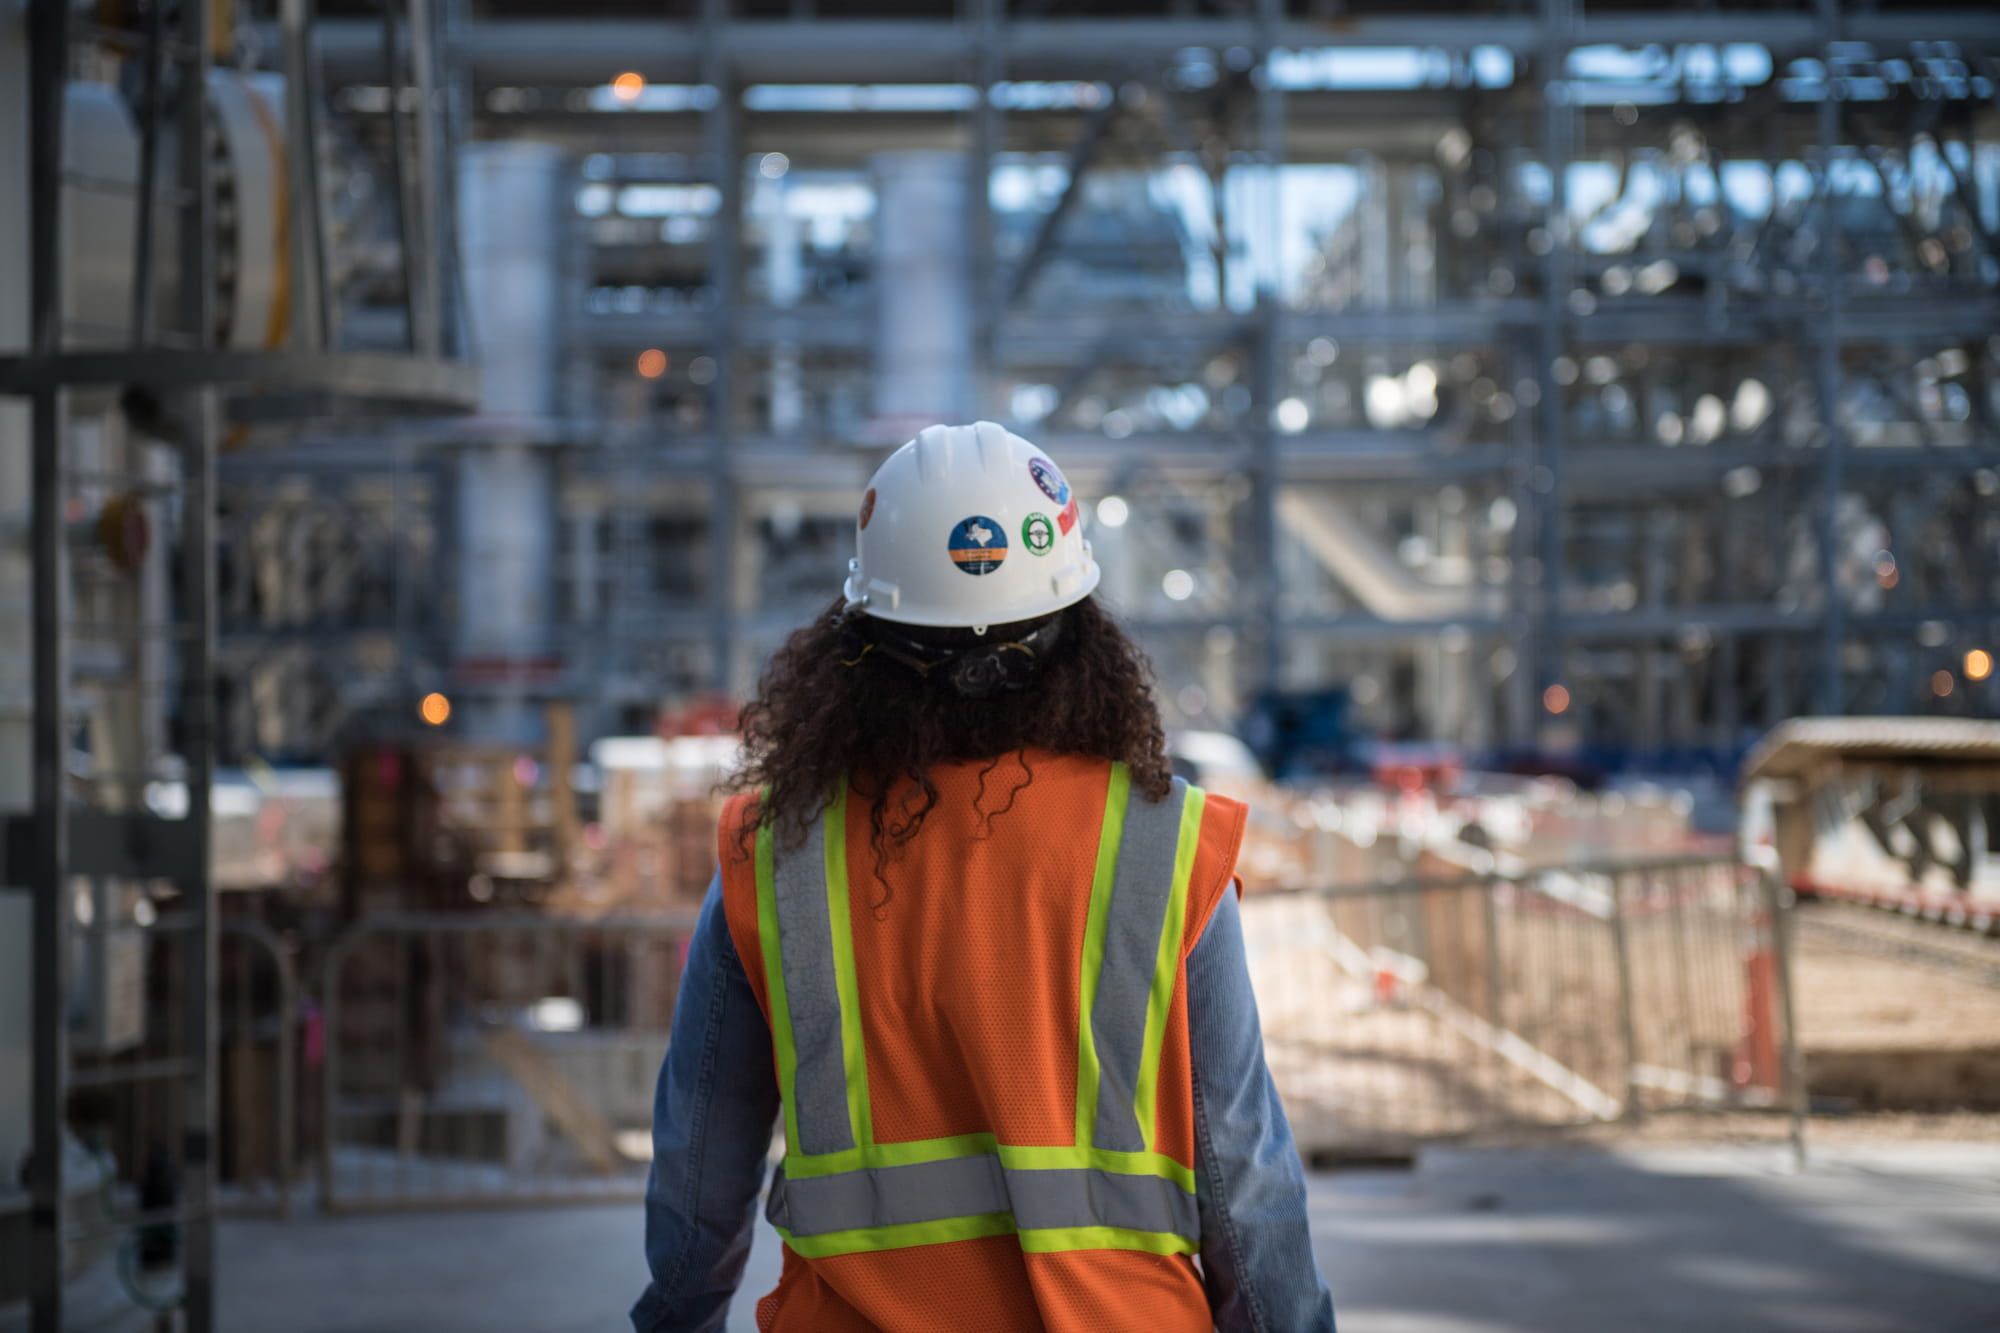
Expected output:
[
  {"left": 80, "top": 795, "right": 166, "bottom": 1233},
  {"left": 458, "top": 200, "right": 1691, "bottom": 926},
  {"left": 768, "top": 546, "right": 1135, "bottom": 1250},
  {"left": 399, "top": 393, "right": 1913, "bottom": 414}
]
[{"left": 633, "top": 874, "right": 1335, "bottom": 1332}]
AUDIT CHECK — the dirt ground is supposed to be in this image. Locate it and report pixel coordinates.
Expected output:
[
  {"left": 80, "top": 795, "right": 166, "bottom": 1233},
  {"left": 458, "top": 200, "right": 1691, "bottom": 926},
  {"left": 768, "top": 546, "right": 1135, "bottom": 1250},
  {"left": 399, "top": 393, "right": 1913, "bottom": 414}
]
[{"left": 1791, "top": 909, "right": 2000, "bottom": 1053}]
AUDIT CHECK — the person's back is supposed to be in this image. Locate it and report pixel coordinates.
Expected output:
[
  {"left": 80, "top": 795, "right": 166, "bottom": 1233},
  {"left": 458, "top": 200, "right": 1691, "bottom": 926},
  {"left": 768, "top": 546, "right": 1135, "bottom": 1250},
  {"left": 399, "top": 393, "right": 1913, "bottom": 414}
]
[
  {"left": 634, "top": 424, "right": 1335, "bottom": 1332},
  {"left": 717, "top": 751, "right": 1243, "bottom": 1328}
]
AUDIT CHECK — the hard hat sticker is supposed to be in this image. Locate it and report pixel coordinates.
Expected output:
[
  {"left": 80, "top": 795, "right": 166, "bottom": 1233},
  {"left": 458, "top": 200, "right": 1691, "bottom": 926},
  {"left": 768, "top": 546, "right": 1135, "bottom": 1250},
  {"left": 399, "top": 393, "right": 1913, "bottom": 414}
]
[
  {"left": 948, "top": 515, "right": 1008, "bottom": 576},
  {"left": 859, "top": 487, "right": 877, "bottom": 530},
  {"left": 1021, "top": 512, "right": 1056, "bottom": 555},
  {"left": 1029, "top": 458, "right": 1071, "bottom": 506},
  {"left": 1056, "top": 497, "right": 1080, "bottom": 535}
]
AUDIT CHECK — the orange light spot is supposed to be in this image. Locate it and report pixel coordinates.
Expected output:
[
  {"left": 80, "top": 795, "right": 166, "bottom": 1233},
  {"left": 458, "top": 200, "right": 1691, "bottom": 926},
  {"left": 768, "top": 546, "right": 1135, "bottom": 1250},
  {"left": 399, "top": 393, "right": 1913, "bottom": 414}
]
[
  {"left": 636, "top": 347, "right": 668, "bottom": 379},
  {"left": 1966, "top": 649, "right": 1993, "bottom": 683},
  {"left": 1542, "top": 683, "right": 1571, "bottom": 715},
  {"left": 611, "top": 71, "right": 646, "bottom": 103},
  {"left": 1931, "top": 670, "right": 1955, "bottom": 699},
  {"left": 419, "top": 692, "right": 452, "bottom": 726}
]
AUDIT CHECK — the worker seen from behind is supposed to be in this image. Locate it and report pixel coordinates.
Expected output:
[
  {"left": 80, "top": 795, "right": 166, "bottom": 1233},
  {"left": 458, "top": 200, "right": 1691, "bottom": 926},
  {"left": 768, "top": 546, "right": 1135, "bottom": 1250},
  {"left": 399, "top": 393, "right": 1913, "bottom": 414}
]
[{"left": 634, "top": 423, "right": 1335, "bottom": 1331}]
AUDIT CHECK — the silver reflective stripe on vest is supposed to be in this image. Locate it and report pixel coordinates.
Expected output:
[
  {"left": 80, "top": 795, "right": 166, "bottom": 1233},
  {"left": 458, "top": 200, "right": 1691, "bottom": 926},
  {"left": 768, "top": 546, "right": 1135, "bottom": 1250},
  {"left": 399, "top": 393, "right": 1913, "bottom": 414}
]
[
  {"left": 771, "top": 807, "right": 855, "bottom": 1155},
  {"left": 1089, "top": 775, "right": 1191, "bottom": 1152},
  {"left": 767, "top": 1157, "right": 1200, "bottom": 1242}
]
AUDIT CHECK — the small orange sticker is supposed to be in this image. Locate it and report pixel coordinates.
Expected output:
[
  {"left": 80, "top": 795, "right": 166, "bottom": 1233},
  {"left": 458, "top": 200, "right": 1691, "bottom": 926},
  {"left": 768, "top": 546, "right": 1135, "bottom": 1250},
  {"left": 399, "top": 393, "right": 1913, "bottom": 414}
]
[{"left": 859, "top": 488, "right": 877, "bottom": 530}]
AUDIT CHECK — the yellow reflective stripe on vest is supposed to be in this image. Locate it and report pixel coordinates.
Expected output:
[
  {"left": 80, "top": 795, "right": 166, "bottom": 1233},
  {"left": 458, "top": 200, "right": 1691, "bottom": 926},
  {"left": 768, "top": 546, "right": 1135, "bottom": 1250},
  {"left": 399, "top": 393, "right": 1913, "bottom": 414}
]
[{"left": 752, "top": 766, "right": 1210, "bottom": 1255}]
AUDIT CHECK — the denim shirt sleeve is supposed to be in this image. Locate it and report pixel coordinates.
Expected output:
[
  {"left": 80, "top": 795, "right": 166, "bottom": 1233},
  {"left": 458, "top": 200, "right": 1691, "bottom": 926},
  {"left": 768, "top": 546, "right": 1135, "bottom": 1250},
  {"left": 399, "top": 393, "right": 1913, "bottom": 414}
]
[
  {"left": 632, "top": 872, "right": 781, "bottom": 1333},
  {"left": 1187, "top": 888, "right": 1338, "bottom": 1332}
]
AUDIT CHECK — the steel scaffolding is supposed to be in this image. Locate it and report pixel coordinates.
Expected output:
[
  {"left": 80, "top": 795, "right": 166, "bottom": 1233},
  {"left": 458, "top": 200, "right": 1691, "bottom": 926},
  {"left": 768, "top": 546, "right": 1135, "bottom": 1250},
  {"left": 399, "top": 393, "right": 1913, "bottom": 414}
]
[
  {"left": 0, "top": 1, "right": 474, "bottom": 1326},
  {"left": 213, "top": 1, "right": 1999, "bottom": 764}
]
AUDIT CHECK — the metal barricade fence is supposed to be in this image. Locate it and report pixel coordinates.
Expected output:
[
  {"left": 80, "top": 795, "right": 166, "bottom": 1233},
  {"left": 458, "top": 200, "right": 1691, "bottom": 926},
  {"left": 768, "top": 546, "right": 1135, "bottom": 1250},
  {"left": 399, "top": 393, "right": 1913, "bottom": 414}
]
[
  {"left": 217, "top": 919, "right": 299, "bottom": 1217},
  {"left": 1247, "top": 855, "right": 1805, "bottom": 1157},
  {"left": 319, "top": 912, "right": 699, "bottom": 1212},
  {"left": 309, "top": 865, "right": 1796, "bottom": 1211}
]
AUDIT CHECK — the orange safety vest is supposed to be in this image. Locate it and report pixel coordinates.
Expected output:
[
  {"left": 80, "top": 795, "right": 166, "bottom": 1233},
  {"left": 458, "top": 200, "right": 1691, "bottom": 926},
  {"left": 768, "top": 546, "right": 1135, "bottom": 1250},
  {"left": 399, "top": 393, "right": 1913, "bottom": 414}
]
[{"left": 718, "top": 750, "right": 1245, "bottom": 1332}]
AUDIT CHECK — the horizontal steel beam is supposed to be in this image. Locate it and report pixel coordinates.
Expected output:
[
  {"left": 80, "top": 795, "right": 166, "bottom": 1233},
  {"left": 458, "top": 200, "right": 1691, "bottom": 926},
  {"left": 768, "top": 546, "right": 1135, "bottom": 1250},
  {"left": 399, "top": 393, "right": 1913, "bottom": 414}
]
[
  {"left": 574, "top": 296, "right": 2000, "bottom": 359},
  {"left": 259, "top": 431, "right": 1993, "bottom": 493},
  {"left": 1, "top": 811, "right": 204, "bottom": 881},
  {"left": 293, "top": 14, "right": 2000, "bottom": 85},
  {"left": 0, "top": 350, "right": 479, "bottom": 414}
]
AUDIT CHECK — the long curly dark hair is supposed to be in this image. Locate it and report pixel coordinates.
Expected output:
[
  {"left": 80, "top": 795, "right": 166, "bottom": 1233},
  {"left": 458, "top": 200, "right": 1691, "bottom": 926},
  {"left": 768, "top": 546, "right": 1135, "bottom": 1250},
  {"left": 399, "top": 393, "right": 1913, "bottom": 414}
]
[{"left": 730, "top": 596, "right": 1171, "bottom": 865}]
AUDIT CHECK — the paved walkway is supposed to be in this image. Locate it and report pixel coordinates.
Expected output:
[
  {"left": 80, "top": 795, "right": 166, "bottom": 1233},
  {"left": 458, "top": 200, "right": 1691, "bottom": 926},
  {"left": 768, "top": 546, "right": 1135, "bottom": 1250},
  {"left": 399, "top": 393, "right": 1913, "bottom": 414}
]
[{"left": 11, "top": 1142, "right": 1998, "bottom": 1331}]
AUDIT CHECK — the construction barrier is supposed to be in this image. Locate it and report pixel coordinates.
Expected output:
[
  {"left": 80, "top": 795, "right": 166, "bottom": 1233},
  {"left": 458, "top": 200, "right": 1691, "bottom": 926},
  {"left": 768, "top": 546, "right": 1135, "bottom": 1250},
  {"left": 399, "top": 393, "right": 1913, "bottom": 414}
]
[
  {"left": 217, "top": 919, "right": 301, "bottom": 1217},
  {"left": 1246, "top": 854, "right": 1805, "bottom": 1158},
  {"left": 318, "top": 912, "right": 697, "bottom": 1212}
]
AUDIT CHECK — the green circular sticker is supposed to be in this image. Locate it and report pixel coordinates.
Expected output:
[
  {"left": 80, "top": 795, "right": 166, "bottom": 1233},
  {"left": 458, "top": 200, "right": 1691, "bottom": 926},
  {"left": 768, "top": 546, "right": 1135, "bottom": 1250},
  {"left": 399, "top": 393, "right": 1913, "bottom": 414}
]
[{"left": 1021, "top": 512, "right": 1056, "bottom": 555}]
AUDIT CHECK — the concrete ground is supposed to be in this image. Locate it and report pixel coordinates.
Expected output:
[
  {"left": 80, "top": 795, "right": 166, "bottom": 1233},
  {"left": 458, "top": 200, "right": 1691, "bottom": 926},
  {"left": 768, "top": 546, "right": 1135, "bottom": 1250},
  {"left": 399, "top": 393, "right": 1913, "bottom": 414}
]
[{"left": 10, "top": 1141, "right": 1998, "bottom": 1332}]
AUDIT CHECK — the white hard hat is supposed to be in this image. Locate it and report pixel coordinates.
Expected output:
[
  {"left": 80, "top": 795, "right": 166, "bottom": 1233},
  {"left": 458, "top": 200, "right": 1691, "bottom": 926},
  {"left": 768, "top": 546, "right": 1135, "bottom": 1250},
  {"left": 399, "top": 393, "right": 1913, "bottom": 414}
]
[{"left": 843, "top": 422, "right": 1102, "bottom": 628}]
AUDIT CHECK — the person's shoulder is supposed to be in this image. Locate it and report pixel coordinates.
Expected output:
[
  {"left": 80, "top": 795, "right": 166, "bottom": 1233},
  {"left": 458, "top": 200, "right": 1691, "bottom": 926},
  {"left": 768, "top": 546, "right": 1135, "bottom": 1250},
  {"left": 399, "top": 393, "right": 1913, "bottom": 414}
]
[{"left": 1190, "top": 787, "right": 1247, "bottom": 852}]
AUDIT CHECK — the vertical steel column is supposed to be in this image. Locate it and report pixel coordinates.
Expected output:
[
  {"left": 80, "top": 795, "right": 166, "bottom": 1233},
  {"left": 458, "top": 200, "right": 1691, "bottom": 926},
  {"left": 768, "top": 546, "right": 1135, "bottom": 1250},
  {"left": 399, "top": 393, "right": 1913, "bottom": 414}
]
[
  {"left": 969, "top": 0, "right": 1002, "bottom": 403},
  {"left": 1812, "top": 2, "right": 1848, "bottom": 717},
  {"left": 280, "top": 0, "right": 333, "bottom": 347},
  {"left": 1498, "top": 77, "right": 1539, "bottom": 749},
  {"left": 178, "top": 406, "right": 220, "bottom": 1331},
  {"left": 380, "top": 2, "right": 418, "bottom": 350},
  {"left": 177, "top": 0, "right": 219, "bottom": 1321},
  {"left": 1533, "top": 0, "right": 1574, "bottom": 733},
  {"left": 26, "top": 3, "right": 69, "bottom": 1327},
  {"left": 406, "top": 0, "right": 446, "bottom": 359},
  {"left": 129, "top": 0, "right": 166, "bottom": 342},
  {"left": 1251, "top": 0, "right": 1286, "bottom": 692},
  {"left": 702, "top": 0, "right": 739, "bottom": 691},
  {"left": 435, "top": 0, "right": 474, "bottom": 359}
]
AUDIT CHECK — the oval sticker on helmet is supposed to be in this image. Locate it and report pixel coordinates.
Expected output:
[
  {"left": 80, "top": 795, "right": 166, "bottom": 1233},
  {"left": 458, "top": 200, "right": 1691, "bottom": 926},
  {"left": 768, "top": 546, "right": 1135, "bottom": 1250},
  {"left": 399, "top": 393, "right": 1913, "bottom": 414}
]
[
  {"left": 948, "top": 515, "right": 1008, "bottom": 576},
  {"left": 1021, "top": 512, "right": 1056, "bottom": 555},
  {"left": 858, "top": 487, "right": 877, "bottom": 530},
  {"left": 1028, "top": 457, "right": 1070, "bottom": 506}
]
